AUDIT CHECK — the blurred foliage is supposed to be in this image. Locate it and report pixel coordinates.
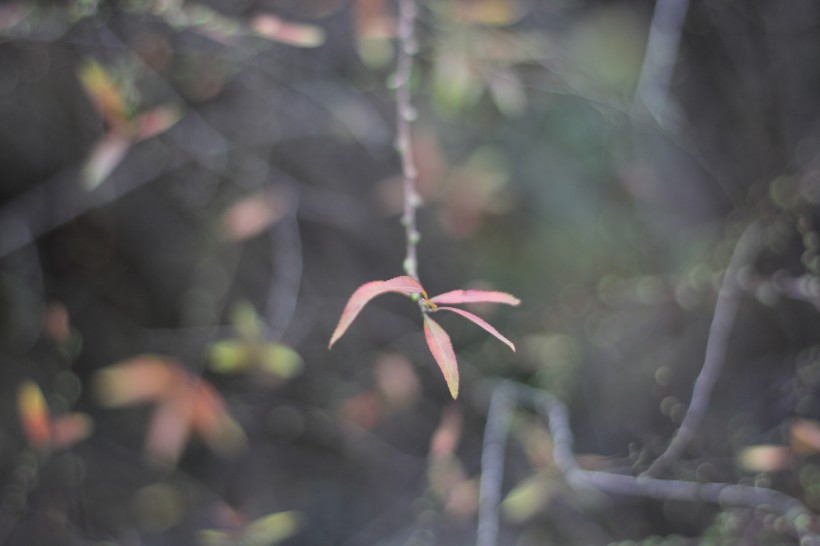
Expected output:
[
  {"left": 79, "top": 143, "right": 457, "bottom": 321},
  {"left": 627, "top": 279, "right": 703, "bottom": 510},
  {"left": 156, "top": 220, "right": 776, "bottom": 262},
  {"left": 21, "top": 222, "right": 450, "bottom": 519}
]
[{"left": 1, "top": 0, "right": 820, "bottom": 545}]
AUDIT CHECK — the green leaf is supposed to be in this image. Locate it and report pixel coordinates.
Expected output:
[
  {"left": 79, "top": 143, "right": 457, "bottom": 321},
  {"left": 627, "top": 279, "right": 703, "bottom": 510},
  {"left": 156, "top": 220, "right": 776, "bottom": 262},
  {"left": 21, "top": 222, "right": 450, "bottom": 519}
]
[
  {"left": 232, "top": 301, "right": 261, "bottom": 339},
  {"left": 260, "top": 343, "right": 303, "bottom": 378},
  {"left": 209, "top": 340, "right": 251, "bottom": 374}
]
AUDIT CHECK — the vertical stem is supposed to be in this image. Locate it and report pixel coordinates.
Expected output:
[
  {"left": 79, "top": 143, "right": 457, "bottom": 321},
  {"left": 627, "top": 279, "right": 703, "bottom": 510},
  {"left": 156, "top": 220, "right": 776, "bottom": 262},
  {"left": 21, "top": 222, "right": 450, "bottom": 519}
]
[{"left": 394, "top": 0, "right": 421, "bottom": 280}]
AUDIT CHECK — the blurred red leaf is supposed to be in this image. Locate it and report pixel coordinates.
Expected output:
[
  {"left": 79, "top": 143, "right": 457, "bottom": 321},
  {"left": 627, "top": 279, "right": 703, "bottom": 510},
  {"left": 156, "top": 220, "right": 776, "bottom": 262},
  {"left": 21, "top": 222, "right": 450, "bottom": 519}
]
[
  {"left": 429, "top": 405, "right": 462, "bottom": 458},
  {"left": 44, "top": 302, "right": 70, "bottom": 344},
  {"left": 221, "top": 190, "right": 289, "bottom": 242},
  {"left": 17, "top": 381, "right": 51, "bottom": 449},
  {"left": 328, "top": 276, "right": 425, "bottom": 348},
  {"left": 51, "top": 413, "right": 94, "bottom": 450},
  {"left": 791, "top": 419, "right": 820, "bottom": 455},
  {"left": 134, "top": 105, "right": 182, "bottom": 142},
  {"left": 94, "top": 356, "right": 246, "bottom": 464},
  {"left": 434, "top": 306, "right": 516, "bottom": 351},
  {"left": 17, "top": 381, "right": 92, "bottom": 451},
  {"left": 423, "top": 315, "right": 459, "bottom": 399}
]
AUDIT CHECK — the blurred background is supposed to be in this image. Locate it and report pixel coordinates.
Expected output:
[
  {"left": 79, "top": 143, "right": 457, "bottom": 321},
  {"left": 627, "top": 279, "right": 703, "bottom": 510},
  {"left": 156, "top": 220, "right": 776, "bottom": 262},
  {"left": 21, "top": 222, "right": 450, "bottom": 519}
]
[{"left": 3, "top": 0, "right": 820, "bottom": 544}]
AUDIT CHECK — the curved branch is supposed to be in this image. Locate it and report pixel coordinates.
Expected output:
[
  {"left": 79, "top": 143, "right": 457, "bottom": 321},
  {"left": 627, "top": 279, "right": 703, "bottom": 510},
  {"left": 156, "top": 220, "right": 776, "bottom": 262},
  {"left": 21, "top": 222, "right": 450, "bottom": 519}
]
[{"left": 478, "top": 381, "right": 820, "bottom": 546}]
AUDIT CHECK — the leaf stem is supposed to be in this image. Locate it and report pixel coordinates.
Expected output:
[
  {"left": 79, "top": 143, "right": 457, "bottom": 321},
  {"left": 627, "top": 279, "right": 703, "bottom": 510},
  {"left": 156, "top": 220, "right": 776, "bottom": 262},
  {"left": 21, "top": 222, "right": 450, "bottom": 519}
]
[{"left": 394, "top": 0, "right": 421, "bottom": 280}]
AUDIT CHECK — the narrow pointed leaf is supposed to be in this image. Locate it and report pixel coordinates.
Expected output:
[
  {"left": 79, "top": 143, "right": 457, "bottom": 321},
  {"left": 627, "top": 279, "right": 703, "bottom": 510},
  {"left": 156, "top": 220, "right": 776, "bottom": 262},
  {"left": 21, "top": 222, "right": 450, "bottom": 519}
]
[
  {"left": 134, "top": 105, "right": 182, "bottom": 142},
  {"left": 81, "top": 132, "right": 131, "bottom": 190},
  {"left": 251, "top": 14, "right": 326, "bottom": 48},
  {"left": 434, "top": 306, "right": 516, "bottom": 352},
  {"left": 429, "top": 290, "right": 520, "bottom": 306},
  {"left": 93, "top": 355, "right": 177, "bottom": 407},
  {"left": 51, "top": 413, "right": 94, "bottom": 450},
  {"left": 423, "top": 315, "right": 459, "bottom": 399},
  {"left": 329, "top": 276, "right": 424, "bottom": 348},
  {"left": 17, "top": 381, "right": 51, "bottom": 448}
]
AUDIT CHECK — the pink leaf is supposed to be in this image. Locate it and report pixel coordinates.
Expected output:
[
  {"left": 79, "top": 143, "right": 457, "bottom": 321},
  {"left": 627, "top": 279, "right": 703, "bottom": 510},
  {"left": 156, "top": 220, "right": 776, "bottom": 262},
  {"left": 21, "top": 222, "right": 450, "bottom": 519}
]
[
  {"left": 429, "top": 290, "right": 520, "bottom": 306},
  {"left": 329, "top": 276, "right": 424, "bottom": 348},
  {"left": 134, "top": 105, "right": 182, "bottom": 142},
  {"left": 81, "top": 132, "right": 131, "bottom": 190},
  {"left": 423, "top": 315, "right": 459, "bottom": 399},
  {"left": 51, "top": 413, "right": 93, "bottom": 450},
  {"left": 434, "top": 307, "right": 516, "bottom": 352}
]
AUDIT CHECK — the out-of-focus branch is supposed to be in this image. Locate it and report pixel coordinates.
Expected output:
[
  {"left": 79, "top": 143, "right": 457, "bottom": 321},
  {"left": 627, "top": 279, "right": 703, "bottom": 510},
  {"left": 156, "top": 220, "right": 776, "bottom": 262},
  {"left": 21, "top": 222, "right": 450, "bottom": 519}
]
[
  {"left": 478, "top": 381, "right": 820, "bottom": 546},
  {"left": 632, "top": 0, "right": 690, "bottom": 128},
  {"left": 394, "top": 0, "right": 422, "bottom": 281},
  {"left": 646, "top": 221, "right": 763, "bottom": 476}
]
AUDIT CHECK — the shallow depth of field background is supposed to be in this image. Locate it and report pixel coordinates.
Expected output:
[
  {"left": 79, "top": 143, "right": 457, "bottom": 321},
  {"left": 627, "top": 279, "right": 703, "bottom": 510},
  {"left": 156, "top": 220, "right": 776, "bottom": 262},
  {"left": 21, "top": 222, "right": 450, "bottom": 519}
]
[{"left": 2, "top": 1, "right": 820, "bottom": 544}]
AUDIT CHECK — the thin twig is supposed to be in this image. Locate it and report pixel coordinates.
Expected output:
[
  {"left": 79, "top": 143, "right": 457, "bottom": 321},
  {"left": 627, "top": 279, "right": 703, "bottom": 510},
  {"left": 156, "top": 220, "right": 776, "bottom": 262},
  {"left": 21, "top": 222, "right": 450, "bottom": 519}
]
[
  {"left": 478, "top": 381, "right": 820, "bottom": 546},
  {"left": 646, "top": 221, "right": 763, "bottom": 476},
  {"left": 394, "top": 0, "right": 422, "bottom": 280}
]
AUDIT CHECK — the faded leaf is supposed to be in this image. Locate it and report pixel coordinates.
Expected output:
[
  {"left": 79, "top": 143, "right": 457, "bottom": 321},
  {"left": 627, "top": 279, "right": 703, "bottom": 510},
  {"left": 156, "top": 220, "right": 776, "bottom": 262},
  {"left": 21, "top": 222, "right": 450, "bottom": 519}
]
[
  {"left": 354, "top": 0, "right": 394, "bottom": 67},
  {"left": 434, "top": 306, "right": 516, "bottom": 351},
  {"left": 145, "top": 395, "right": 192, "bottom": 465},
  {"left": 134, "top": 105, "right": 182, "bottom": 142},
  {"left": 78, "top": 60, "right": 130, "bottom": 127},
  {"left": 251, "top": 14, "right": 325, "bottom": 48},
  {"left": 222, "top": 190, "right": 288, "bottom": 242},
  {"left": 429, "top": 289, "right": 520, "bottom": 306},
  {"left": 81, "top": 132, "right": 131, "bottom": 190},
  {"left": 51, "top": 413, "right": 94, "bottom": 450},
  {"left": 209, "top": 340, "right": 251, "bottom": 374},
  {"left": 241, "top": 511, "right": 304, "bottom": 546},
  {"left": 232, "top": 301, "right": 262, "bottom": 339},
  {"left": 341, "top": 391, "right": 383, "bottom": 430},
  {"left": 94, "top": 355, "right": 177, "bottom": 407},
  {"left": 260, "top": 343, "right": 303, "bottom": 378},
  {"left": 17, "top": 381, "right": 51, "bottom": 448},
  {"left": 501, "top": 471, "right": 556, "bottom": 523},
  {"left": 737, "top": 445, "right": 792, "bottom": 473},
  {"left": 374, "top": 352, "right": 420, "bottom": 409},
  {"left": 328, "top": 276, "right": 425, "bottom": 348},
  {"left": 429, "top": 406, "right": 462, "bottom": 458},
  {"left": 452, "top": 0, "right": 524, "bottom": 26},
  {"left": 44, "top": 302, "right": 70, "bottom": 344},
  {"left": 791, "top": 419, "right": 820, "bottom": 455},
  {"left": 191, "top": 382, "right": 247, "bottom": 458},
  {"left": 423, "top": 315, "right": 459, "bottom": 399}
]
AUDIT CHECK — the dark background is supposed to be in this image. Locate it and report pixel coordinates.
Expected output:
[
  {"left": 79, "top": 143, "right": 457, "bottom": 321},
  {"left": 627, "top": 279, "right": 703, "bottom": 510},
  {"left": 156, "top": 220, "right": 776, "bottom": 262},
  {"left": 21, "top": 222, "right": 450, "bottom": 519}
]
[{"left": 2, "top": 0, "right": 820, "bottom": 544}]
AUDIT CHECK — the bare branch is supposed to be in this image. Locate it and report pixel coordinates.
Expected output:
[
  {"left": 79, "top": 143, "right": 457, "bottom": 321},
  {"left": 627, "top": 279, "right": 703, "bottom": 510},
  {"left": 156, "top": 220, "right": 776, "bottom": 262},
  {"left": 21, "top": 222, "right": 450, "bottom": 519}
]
[
  {"left": 394, "top": 0, "right": 422, "bottom": 280},
  {"left": 633, "top": 0, "right": 690, "bottom": 128},
  {"left": 646, "top": 221, "right": 763, "bottom": 476},
  {"left": 478, "top": 381, "right": 820, "bottom": 546}
]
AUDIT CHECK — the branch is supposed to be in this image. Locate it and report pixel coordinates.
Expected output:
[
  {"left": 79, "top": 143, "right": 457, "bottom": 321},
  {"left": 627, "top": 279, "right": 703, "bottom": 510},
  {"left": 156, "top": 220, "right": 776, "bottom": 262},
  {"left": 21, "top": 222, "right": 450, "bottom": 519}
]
[
  {"left": 646, "top": 221, "right": 763, "bottom": 476},
  {"left": 477, "top": 381, "right": 820, "bottom": 546},
  {"left": 632, "top": 0, "right": 690, "bottom": 128},
  {"left": 393, "top": 0, "right": 421, "bottom": 280}
]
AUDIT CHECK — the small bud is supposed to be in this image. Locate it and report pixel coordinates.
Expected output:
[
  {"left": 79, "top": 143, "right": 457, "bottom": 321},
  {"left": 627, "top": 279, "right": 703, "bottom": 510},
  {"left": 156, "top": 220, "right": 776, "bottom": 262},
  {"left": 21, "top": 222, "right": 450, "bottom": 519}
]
[
  {"left": 403, "top": 258, "right": 416, "bottom": 275},
  {"left": 408, "top": 192, "right": 422, "bottom": 208},
  {"left": 409, "top": 231, "right": 421, "bottom": 244},
  {"left": 386, "top": 74, "right": 401, "bottom": 89}
]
